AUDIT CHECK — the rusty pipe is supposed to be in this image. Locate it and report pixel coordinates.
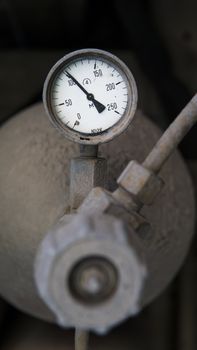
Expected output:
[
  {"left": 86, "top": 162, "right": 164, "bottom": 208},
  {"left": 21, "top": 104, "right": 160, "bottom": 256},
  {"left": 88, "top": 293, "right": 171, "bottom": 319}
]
[{"left": 143, "top": 94, "right": 197, "bottom": 173}]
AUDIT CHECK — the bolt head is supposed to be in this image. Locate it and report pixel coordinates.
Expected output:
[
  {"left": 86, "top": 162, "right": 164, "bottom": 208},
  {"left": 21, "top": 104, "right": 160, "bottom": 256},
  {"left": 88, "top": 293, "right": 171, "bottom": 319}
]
[{"left": 69, "top": 256, "right": 118, "bottom": 305}]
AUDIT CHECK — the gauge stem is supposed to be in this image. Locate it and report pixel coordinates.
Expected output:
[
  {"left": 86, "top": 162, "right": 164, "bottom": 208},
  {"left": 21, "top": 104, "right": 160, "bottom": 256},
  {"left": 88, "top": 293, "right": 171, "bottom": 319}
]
[
  {"left": 79, "top": 144, "right": 98, "bottom": 158},
  {"left": 69, "top": 144, "right": 106, "bottom": 211}
]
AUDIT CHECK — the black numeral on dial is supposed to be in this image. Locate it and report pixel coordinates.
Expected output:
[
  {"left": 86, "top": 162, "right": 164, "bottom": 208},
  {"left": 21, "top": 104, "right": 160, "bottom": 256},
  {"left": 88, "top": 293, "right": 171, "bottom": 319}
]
[
  {"left": 106, "top": 83, "right": 115, "bottom": 91},
  {"left": 107, "top": 102, "right": 117, "bottom": 111},
  {"left": 65, "top": 99, "right": 72, "bottom": 106},
  {"left": 93, "top": 69, "right": 103, "bottom": 77}
]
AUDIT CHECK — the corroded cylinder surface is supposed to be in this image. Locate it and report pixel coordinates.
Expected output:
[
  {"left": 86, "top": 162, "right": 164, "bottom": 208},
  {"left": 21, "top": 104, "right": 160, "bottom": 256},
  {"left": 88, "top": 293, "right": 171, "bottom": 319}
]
[{"left": 0, "top": 103, "right": 195, "bottom": 322}]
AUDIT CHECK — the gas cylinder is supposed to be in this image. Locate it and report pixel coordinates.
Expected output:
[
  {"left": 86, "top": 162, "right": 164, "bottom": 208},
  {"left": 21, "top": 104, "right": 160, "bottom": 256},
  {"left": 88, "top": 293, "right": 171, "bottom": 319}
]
[{"left": 0, "top": 103, "right": 195, "bottom": 328}]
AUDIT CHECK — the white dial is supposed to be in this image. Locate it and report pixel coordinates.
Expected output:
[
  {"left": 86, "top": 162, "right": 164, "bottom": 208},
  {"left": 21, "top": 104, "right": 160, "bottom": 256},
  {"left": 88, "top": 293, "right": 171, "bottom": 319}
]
[
  {"left": 51, "top": 59, "right": 128, "bottom": 134},
  {"left": 44, "top": 49, "right": 137, "bottom": 144}
]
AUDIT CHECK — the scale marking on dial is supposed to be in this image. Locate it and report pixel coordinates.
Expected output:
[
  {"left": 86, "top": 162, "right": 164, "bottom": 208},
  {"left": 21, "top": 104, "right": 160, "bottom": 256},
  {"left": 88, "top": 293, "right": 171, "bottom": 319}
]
[
  {"left": 50, "top": 58, "right": 128, "bottom": 135},
  {"left": 43, "top": 49, "right": 138, "bottom": 144}
]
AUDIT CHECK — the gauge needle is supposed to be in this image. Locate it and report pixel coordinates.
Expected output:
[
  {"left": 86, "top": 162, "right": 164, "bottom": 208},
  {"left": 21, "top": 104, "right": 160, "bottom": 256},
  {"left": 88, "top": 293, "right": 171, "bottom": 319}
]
[{"left": 65, "top": 71, "right": 106, "bottom": 113}]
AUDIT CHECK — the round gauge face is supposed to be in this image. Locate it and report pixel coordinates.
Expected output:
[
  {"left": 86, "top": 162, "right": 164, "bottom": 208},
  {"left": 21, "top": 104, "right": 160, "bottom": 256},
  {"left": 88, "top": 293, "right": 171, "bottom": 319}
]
[{"left": 44, "top": 49, "right": 137, "bottom": 144}]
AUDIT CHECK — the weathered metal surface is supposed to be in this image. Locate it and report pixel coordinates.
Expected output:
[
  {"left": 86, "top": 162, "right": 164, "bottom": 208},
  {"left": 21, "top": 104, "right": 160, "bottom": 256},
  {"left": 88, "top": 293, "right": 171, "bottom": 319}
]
[
  {"left": 114, "top": 94, "right": 197, "bottom": 207},
  {"left": 69, "top": 256, "right": 118, "bottom": 304},
  {"left": 70, "top": 157, "right": 107, "bottom": 210},
  {"left": 0, "top": 103, "right": 195, "bottom": 323},
  {"left": 116, "top": 160, "right": 164, "bottom": 205},
  {"left": 35, "top": 213, "right": 146, "bottom": 333},
  {"left": 143, "top": 94, "right": 197, "bottom": 173},
  {"left": 75, "top": 330, "right": 89, "bottom": 350},
  {"left": 79, "top": 187, "right": 150, "bottom": 236}
]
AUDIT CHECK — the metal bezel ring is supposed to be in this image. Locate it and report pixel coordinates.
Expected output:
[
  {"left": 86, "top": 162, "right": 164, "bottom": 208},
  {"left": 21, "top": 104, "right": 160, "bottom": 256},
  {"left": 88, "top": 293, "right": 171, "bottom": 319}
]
[{"left": 43, "top": 48, "right": 138, "bottom": 145}]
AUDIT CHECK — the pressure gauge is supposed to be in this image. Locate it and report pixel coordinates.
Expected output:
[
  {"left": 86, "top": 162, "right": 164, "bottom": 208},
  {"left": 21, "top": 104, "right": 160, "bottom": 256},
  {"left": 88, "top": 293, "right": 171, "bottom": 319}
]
[{"left": 43, "top": 49, "right": 138, "bottom": 144}]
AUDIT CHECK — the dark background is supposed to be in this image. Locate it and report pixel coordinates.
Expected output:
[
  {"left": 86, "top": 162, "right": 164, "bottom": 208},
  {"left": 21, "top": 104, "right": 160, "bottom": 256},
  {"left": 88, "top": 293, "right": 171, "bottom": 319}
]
[
  {"left": 0, "top": 0, "right": 197, "bottom": 157},
  {"left": 0, "top": 1, "right": 197, "bottom": 349}
]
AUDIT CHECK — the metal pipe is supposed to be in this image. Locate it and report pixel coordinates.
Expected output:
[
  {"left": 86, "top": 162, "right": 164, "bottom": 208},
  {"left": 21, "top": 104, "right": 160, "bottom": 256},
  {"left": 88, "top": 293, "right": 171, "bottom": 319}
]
[
  {"left": 143, "top": 94, "right": 197, "bottom": 173},
  {"left": 75, "top": 329, "right": 89, "bottom": 350}
]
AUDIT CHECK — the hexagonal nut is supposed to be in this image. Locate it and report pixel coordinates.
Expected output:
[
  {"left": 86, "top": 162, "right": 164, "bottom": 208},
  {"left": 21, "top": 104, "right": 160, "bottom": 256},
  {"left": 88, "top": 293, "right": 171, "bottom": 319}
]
[
  {"left": 35, "top": 213, "right": 147, "bottom": 333},
  {"left": 117, "top": 160, "right": 164, "bottom": 205},
  {"left": 79, "top": 186, "right": 114, "bottom": 214},
  {"left": 80, "top": 187, "right": 151, "bottom": 238},
  {"left": 70, "top": 157, "right": 107, "bottom": 209}
]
